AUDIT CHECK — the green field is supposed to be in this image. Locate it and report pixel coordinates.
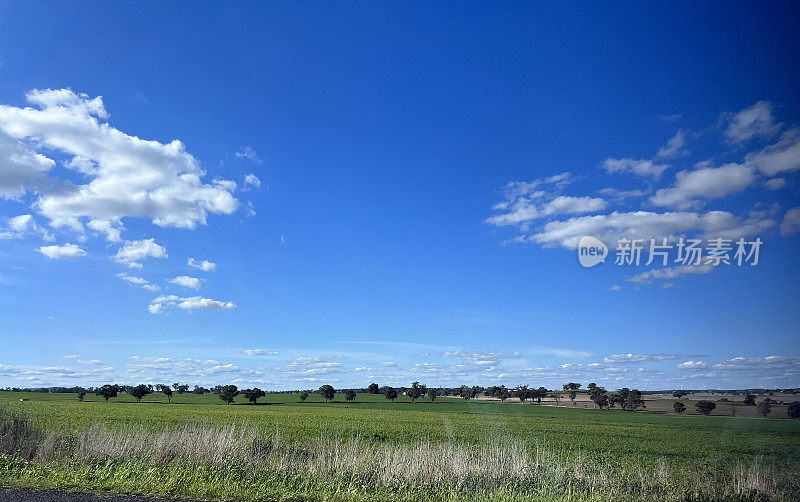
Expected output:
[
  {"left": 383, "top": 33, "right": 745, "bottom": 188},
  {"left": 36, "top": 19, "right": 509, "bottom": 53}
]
[{"left": 2, "top": 390, "right": 800, "bottom": 501}]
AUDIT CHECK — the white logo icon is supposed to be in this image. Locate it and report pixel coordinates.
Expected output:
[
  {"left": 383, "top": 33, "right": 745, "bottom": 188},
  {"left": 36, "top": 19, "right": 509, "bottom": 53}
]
[{"left": 578, "top": 236, "right": 607, "bottom": 268}]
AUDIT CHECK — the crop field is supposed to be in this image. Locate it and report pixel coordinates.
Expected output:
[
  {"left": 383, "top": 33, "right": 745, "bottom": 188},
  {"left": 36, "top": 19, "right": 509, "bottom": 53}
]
[{"left": 1, "top": 390, "right": 800, "bottom": 501}]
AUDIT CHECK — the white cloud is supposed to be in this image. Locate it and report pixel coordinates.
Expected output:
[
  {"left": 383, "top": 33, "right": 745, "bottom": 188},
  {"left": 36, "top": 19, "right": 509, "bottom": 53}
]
[
  {"left": 626, "top": 264, "right": 715, "bottom": 284},
  {"left": 274, "top": 356, "right": 346, "bottom": 379},
  {"left": 113, "top": 238, "right": 167, "bottom": 268},
  {"left": 126, "top": 355, "right": 246, "bottom": 382},
  {"left": 235, "top": 146, "right": 262, "bottom": 164},
  {"left": 724, "top": 101, "right": 781, "bottom": 142},
  {"left": 603, "top": 353, "right": 702, "bottom": 363},
  {"left": 650, "top": 163, "right": 755, "bottom": 209},
  {"left": 0, "top": 129, "right": 54, "bottom": 199},
  {"left": 86, "top": 218, "right": 123, "bottom": 242},
  {"left": 187, "top": 257, "right": 216, "bottom": 272},
  {"left": 763, "top": 177, "right": 786, "bottom": 190},
  {"left": 529, "top": 210, "right": 774, "bottom": 249},
  {"left": 609, "top": 284, "right": 622, "bottom": 291},
  {"left": 0, "top": 214, "right": 53, "bottom": 241},
  {"left": 745, "top": 128, "right": 800, "bottom": 176},
  {"left": 244, "top": 174, "right": 261, "bottom": 188},
  {"left": 38, "top": 243, "right": 86, "bottom": 259},
  {"left": 485, "top": 180, "right": 607, "bottom": 227},
  {"left": 117, "top": 273, "right": 159, "bottom": 292},
  {"left": 148, "top": 295, "right": 237, "bottom": 314},
  {"left": 0, "top": 88, "right": 239, "bottom": 233},
  {"left": 62, "top": 354, "right": 79, "bottom": 359},
  {"left": 243, "top": 349, "right": 279, "bottom": 357},
  {"left": 656, "top": 130, "right": 690, "bottom": 159},
  {"left": 677, "top": 360, "right": 707, "bottom": 369},
  {"left": 169, "top": 275, "right": 202, "bottom": 290},
  {"left": 780, "top": 207, "right": 800, "bottom": 236},
  {"left": 658, "top": 113, "right": 682, "bottom": 122},
  {"left": 603, "top": 158, "right": 669, "bottom": 179}
]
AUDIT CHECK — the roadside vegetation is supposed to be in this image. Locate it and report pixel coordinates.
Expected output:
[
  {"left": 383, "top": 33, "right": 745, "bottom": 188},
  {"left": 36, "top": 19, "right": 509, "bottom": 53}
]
[{"left": 1, "top": 386, "right": 799, "bottom": 500}]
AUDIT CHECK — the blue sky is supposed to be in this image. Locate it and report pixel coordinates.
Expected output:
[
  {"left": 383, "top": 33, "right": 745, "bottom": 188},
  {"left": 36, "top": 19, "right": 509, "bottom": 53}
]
[{"left": 0, "top": 2, "right": 799, "bottom": 390}]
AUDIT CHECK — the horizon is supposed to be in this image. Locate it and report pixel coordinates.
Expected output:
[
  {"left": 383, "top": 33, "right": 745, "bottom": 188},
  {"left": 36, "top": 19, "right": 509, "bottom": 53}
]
[{"left": 1, "top": 2, "right": 799, "bottom": 392}]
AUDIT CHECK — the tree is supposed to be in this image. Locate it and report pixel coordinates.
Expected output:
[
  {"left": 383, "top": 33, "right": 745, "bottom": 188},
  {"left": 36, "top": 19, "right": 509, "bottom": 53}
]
[
  {"left": 563, "top": 382, "right": 581, "bottom": 391},
  {"left": 156, "top": 384, "right": 173, "bottom": 403},
  {"left": 459, "top": 385, "right": 472, "bottom": 401},
  {"left": 550, "top": 393, "right": 562, "bottom": 406},
  {"left": 77, "top": 390, "right": 86, "bottom": 402},
  {"left": 589, "top": 386, "right": 607, "bottom": 409},
  {"left": 672, "top": 390, "right": 688, "bottom": 399},
  {"left": 534, "top": 387, "right": 548, "bottom": 404},
  {"left": 743, "top": 394, "right": 756, "bottom": 406},
  {"left": 427, "top": 388, "right": 438, "bottom": 402},
  {"left": 695, "top": 401, "right": 716, "bottom": 416},
  {"left": 673, "top": 401, "right": 686, "bottom": 414},
  {"left": 299, "top": 390, "right": 309, "bottom": 402},
  {"left": 367, "top": 383, "right": 379, "bottom": 394},
  {"left": 193, "top": 385, "right": 207, "bottom": 395},
  {"left": 345, "top": 389, "right": 357, "bottom": 402},
  {"left": 621, "top": 389, "right": 646, "bottom": 412},
  {"left": 787, "top": 402, "right": 800, "bottom": 419},
  {"left": 757, "top": 400, "right": 772, "bottom": 418},
  {"left": 95, "top": 384, "right": 119, "bottom": 402},
  {"left": 568, "top": 391, "right": 577, "bottom": 405},
  {"left": 129, "top": 384, "right": 152, "bottom": 403},
  {"left": 318, "top": 385, "right": 335, "bottom": 402},
  {"left": 407, "top": 382, "right": 424, "bottom": 403},
  {"left": 383, "top": 386, "right": 398, "bottom": 402},
  {"left": 242, "top": 387, "right": 266, "bottom": 404},
  {"left": 218, "top": 385, "right": 239, "bottom": 405},
  {"left": 514, "top": 385, "right": 530, "bottom": 403}
]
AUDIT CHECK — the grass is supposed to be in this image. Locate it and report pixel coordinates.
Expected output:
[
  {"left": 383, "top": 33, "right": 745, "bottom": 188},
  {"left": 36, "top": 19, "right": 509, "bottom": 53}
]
[{"left": 1, "top": 391, "right": 799, "bottom": 500}]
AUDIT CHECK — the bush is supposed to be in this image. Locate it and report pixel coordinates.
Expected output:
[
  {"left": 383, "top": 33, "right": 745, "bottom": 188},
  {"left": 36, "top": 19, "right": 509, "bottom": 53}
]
[{"left": 673, "top": 401, "right": 686, "bottom": 414}]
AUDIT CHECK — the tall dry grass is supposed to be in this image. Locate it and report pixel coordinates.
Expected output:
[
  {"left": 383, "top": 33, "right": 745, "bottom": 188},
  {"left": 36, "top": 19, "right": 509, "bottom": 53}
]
[{"left": 2, "top": 409, "right": 796, "bottom": 500}]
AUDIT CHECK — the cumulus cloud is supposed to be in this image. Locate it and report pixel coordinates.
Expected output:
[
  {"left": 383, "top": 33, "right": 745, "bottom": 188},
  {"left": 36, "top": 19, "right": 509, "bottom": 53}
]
[
  {"left": 126, "top": 355, "right": 246, "bottom": 381},
  {"left": 485, "top": 179, "right": 607, "bottom": 228},
  {"left": 723, "top": 101, "right": 781, "bottom": 142},
  {"left": 763, "top": 177, "right": 786, "bottom": 190},
  {"left": 745, "top": 128, "right": 800, "bottom": 176},
  {"left": 169, "top": 275, "right": 202, "bottom": 290},
  {"left": 0, "top": 88, "right": 239, "bottom": 233},
  {"left": 0, "top": 129, "right": 54, "bottom": 199},
  {"left": 244, "top": 174, "right": 261, "bottom": 188},
  {"left": 187, "top": 257, "right": 216, "bottom": 272},
  {"left": 243, "top": 349, "right": 279, "bottom": 357},
  {"left": 529, "top": 210, "right": 774, "bottom": 249},
  {"left": 657, "top": 130, "right": 690, "bottom": 159},
  {"left": 780, "top": 207, "right": 800, "bottom": 236},
  {"left": 117, "top": 273, "right": 159, "bottom": 292},
  {"left": 603, "top": 158, "right": 669, "bottom": 179},
  {"left": 113, "top": 238, "right": 167, "bottom": 268},
  {"left": 274, "top": 356, "right": 346, "bottom": 380},
  {"left": 626, "top": 264, "right": 715, "bottom": 284},
  {"left": 650, "top": 163, "right": 755, "bottom": 209},
  {"left": 0, "top": 214, "right": 53, "bottom": 241},
  {"left": 603, "top": 353, "right": 703, "bottom": 363},
  {"left": 148, "top": 295, "right": 237, "bottom": 314},
  {"left": 677, "top": 360, "right": 707, "bottom": 369},
  {"left": 38, "top": 243, "right": 86, "bottom": 259}
]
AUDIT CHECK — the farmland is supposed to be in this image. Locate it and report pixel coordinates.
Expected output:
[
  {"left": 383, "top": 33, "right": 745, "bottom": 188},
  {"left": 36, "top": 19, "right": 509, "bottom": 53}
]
[{"left": 2, "top": 390, "right": 800, "bottom": 501}]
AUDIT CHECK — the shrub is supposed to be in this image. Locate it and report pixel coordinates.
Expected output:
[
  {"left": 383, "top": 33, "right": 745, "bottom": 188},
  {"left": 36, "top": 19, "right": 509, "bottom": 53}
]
[{"left": 673, "top": 401, "right": 686, "bottom": 414}]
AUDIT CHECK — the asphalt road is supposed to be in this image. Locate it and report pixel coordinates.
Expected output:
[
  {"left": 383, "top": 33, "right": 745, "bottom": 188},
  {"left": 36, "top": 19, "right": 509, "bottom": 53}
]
[{"left": 0, "top": 489, "right": 198, "bottom": 502}]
